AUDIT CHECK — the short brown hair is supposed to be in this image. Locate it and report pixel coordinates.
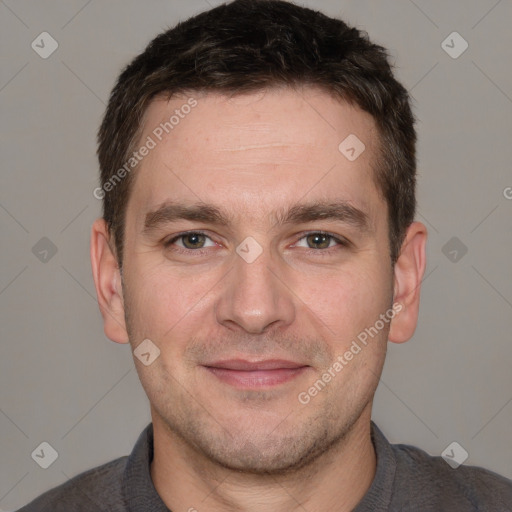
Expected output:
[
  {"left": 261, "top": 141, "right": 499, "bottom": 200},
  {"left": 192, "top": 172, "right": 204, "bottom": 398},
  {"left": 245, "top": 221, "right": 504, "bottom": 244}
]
[{"left": 97, "top": 0, "right": 416, "bottom": 266}]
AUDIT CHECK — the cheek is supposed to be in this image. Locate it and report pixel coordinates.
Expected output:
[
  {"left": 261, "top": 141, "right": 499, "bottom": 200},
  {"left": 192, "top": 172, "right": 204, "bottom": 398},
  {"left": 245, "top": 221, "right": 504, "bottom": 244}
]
[
  {"left": 302, "top": 263, "right": 392, "bottom": 340},
  {"left": 123, "top": 262, "right": 216, "bottom": 344}
]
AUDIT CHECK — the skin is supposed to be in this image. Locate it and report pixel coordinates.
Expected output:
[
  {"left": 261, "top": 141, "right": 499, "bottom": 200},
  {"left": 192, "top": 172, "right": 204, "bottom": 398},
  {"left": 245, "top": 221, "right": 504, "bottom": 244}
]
[{"left": 91, "top": 86, "right": 427, "bottom": 512}]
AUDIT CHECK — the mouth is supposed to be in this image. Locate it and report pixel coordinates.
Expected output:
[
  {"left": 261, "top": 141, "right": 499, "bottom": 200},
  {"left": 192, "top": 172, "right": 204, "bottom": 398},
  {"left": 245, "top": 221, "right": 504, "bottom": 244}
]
[{"left": 202, "top": 359, "right": 310, "bottom": 389}]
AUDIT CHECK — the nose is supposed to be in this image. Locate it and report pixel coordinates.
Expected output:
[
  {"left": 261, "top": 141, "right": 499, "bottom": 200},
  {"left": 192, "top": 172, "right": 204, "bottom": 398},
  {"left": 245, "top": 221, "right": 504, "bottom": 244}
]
[{"left": 214, "top": 242, "right": 296, "bottom": 334}]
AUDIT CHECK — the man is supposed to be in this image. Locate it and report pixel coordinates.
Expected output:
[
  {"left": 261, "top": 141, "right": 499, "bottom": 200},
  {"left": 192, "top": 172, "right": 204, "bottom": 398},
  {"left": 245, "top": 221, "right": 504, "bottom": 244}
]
[{"left": 18, "top": 0, "right": 512, "bottom": 510}]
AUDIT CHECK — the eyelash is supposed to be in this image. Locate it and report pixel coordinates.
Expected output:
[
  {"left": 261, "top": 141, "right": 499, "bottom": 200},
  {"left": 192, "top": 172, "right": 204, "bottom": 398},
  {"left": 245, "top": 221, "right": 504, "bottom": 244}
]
[{"left": 163, "top": 230, "right": 349, "bottom": 256}]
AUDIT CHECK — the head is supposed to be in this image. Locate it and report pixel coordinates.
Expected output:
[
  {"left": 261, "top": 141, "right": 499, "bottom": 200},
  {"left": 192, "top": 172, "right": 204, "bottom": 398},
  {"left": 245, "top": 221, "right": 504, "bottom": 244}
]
[{"left": 91, "top": 0, "right": 426, "bottom": 474}]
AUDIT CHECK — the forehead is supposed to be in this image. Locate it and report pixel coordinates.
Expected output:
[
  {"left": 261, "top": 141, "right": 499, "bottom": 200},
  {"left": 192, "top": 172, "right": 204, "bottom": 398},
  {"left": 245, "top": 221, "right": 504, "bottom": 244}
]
[{"left": 128, "top": 87, "right": 384, "bottom": 227}]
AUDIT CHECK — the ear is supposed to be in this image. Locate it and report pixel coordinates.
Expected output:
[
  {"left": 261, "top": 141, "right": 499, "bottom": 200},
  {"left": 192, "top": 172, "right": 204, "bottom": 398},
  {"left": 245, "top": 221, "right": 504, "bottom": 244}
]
[
  {"left": 90, "top": 218, "right": 129, "bottom": 344},
  {"left": 388, "top": 221, "right": 427, "bottom": 344}
]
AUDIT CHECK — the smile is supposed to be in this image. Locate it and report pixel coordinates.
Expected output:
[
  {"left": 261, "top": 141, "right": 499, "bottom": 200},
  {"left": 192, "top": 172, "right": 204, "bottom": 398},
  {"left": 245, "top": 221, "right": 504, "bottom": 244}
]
[{"left": 203, "top": 359, "right": 310, "bottom": 389}]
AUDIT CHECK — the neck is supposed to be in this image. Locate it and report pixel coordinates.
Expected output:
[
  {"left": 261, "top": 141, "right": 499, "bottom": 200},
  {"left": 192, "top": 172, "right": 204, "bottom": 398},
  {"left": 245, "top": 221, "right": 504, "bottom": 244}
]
[{"left": 150, "top": 406, "right": 377, "bottom": 512}]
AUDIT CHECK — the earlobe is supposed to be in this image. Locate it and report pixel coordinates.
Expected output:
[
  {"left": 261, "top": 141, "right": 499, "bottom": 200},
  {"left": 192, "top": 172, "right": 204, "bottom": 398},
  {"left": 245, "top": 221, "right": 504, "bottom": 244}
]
[
  {"left": 388, "top": 221, "right": 427, "bottom": 344},
  {"left": 90, "top": 218, "right": 129, "bottom": 344}
]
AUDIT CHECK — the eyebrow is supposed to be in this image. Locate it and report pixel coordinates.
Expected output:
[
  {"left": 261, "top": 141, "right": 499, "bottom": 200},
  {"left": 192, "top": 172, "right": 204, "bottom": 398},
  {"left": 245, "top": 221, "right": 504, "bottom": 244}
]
[{"left": 143, "top": 199, "right": 370, "bottom": 235}]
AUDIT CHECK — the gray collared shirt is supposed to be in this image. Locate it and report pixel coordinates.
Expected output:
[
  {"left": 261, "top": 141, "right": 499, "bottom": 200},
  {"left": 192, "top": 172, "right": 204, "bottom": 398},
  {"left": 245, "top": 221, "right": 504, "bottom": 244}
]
[{"left": 17, "top": 421, "right": 512, "bottom": 511}]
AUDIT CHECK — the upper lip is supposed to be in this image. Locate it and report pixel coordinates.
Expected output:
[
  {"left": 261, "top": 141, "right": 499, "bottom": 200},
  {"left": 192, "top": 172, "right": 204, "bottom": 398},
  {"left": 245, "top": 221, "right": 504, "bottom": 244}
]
[{"left": 204, "top": 359, "right": 308, "bottom": 371}]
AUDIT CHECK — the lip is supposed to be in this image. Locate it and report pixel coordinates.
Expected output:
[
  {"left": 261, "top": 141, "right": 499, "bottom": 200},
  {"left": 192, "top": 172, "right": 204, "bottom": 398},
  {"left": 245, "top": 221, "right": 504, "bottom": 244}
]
[
  {"left": 205, "top": 359, "right": 307, "bottom": 371},
  {"left": 203, "top": 359, "right": 310, "bottom": 388}
]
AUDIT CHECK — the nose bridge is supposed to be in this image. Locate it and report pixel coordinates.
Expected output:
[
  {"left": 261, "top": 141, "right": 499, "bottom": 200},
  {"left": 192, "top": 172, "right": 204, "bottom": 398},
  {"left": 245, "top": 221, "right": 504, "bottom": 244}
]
[{"left": 215, "top": 237, "right": 295, "bottom": 333}]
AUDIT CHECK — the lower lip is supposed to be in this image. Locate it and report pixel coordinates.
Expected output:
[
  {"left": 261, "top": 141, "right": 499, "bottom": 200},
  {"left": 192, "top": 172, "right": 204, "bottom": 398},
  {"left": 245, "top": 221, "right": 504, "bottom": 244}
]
[{"left": 204, "top": 367, "right": 309, "bottom": 388}]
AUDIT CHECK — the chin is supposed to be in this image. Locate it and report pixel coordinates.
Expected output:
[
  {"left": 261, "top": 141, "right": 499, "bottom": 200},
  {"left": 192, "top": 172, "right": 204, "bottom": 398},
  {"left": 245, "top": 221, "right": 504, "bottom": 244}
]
[{"left": 197, "top": 425, "right": 342, "bottom": 476}]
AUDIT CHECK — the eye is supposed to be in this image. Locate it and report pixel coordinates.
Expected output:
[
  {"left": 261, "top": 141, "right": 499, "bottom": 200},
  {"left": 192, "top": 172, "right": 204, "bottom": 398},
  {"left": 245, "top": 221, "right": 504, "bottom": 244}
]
[
  {"left": 164, "top": 231, "right": 216, "bottom": 250},
  {"left": 294, "top": 231, "right": 348, "bottom": 252},
  {"left": 163, "top": 230, "right": 349, "bottom": 256}
]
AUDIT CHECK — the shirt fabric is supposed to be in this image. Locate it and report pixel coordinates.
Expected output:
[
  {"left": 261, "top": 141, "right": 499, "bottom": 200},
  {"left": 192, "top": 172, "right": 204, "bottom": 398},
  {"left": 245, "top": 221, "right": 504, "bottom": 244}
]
[{"left": 17, "top": 421, "right": 512, "bottom": 511}]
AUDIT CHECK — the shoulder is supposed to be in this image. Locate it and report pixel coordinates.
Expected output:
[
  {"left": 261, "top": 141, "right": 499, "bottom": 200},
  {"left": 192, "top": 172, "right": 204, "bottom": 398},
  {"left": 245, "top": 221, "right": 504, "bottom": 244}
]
[
  {"left": 16, "top": 455, "right": 129, "bottom": 512},
  {"left": 392, "top": 441, "right": 512, "bottom": 510}
]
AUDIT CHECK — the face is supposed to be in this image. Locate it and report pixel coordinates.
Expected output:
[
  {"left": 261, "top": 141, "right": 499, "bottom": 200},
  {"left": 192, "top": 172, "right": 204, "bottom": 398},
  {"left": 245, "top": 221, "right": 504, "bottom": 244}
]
[{"left": 118, "top": 87, "right": 397, "bottom": 473}]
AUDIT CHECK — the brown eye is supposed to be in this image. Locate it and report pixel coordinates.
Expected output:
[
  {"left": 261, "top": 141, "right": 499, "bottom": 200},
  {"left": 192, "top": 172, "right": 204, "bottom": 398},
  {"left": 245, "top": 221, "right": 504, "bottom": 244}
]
[
  {"left": 293, "top": 232, "right": 349, "bottom": 254},
  {"left": 164, "top": 232, "right": 214, "bottom": 250},
  {"left": 305, "top": 233, "right": 333, "bottom": 250},
  {"left": 180, "top": 233, "right": 207, "bottom": 249}
]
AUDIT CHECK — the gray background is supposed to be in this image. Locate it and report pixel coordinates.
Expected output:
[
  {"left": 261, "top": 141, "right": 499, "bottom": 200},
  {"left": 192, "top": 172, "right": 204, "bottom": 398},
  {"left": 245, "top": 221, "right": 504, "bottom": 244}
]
[{"left": 1, "top": 0, "right": 511, "bottom": 509}]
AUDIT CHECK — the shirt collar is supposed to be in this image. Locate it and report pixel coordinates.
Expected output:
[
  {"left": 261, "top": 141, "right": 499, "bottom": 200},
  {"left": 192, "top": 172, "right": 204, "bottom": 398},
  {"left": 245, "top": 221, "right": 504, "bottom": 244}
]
[
  {"left": 353, "top": 421, "right": 397, "bottom": 511},
  {"left": 123, "top": 422, "right": 170, "bottom": 511}
]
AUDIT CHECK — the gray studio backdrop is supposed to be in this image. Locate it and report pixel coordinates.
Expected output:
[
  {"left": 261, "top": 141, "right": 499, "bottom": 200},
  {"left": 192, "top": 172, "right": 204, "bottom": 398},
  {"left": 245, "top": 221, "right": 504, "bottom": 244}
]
[{"left": 1, "top": 0, "right": 511, "bottom": 510}]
